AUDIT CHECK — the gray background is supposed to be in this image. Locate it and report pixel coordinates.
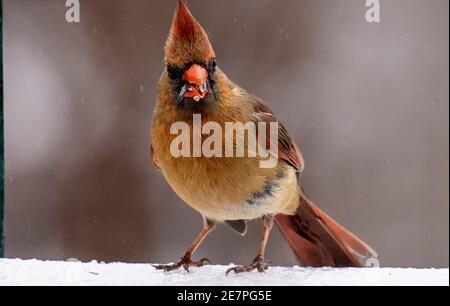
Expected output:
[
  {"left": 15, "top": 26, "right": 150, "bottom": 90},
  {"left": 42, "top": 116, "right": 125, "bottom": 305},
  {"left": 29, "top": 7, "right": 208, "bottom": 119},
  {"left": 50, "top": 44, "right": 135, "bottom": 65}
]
[{"left": 3, "top": 0, "right": 449, "bottom": 268}]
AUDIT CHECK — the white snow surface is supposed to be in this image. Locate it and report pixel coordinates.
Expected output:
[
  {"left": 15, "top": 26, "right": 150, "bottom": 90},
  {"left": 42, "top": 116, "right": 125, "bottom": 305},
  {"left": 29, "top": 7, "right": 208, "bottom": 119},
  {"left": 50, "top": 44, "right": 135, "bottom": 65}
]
[{"left": 0, "top": 259, "right": 448, "bottom": 286}]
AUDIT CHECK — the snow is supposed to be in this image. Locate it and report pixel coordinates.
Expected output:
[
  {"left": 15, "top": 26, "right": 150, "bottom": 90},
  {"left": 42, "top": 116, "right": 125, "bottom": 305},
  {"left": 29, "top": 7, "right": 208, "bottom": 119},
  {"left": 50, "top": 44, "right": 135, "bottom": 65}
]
[{"left": 0, "top": 259, "right": 448, "bottom": 286}]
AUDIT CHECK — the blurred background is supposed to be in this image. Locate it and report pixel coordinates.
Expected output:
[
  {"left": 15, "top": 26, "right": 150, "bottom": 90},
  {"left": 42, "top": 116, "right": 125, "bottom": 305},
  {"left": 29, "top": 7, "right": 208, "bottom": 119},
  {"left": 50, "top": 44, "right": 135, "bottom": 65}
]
[{"left": 3, "top": 0, "right": 449, "bottom": 268}]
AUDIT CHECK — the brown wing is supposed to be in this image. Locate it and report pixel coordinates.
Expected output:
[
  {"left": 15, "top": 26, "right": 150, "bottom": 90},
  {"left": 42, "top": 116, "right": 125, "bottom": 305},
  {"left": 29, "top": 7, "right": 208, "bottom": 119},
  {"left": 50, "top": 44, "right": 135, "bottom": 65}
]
[{"left": 251, "top": 100, "right": 305, "bottom": 174}]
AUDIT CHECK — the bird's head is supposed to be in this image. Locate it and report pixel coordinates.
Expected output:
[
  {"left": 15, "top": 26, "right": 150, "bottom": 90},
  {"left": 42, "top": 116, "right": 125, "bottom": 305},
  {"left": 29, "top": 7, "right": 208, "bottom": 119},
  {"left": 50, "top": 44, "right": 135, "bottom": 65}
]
[{"left": 164, "top": 0, "right": 219, "bottom": 109}]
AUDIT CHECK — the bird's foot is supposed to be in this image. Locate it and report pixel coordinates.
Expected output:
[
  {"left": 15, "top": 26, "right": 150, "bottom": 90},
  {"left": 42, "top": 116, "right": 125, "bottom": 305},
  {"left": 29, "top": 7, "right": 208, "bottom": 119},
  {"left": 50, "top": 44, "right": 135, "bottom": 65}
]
[
  {"left": 153, "top": 254, "right": 211, "bottom": 273},
  {"left": 226, "top": 255, "right": 271, "bottom": 275}
]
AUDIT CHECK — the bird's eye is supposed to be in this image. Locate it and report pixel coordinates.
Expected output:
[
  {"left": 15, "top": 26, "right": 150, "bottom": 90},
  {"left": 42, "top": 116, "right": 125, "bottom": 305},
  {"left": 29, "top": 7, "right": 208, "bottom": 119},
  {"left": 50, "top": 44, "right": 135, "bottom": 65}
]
[
  {"left": 167, "top": 64, "right": 183, "bottom": 80},
  {"left": 208, "top": 59, "right": 217, "bottom": 69},
  {"left": 205, "top": 59, "right": 217, "bottom": 76}
]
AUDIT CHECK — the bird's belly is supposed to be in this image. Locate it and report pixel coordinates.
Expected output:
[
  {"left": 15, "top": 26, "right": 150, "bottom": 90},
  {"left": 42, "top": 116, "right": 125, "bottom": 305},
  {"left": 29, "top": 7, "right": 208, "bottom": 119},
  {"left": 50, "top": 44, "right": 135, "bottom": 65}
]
[
  {"left": 158, "top": 156, "right": 299, "bottom": 221},
  {"left": 200, "top": 196, "right": 290, "bottom": 221}
]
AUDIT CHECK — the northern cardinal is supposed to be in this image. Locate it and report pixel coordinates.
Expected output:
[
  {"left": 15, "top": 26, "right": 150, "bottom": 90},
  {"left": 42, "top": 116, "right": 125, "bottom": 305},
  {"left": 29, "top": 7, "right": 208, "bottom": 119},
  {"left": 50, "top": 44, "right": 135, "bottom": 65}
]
[{"left": 151, "top": 0, "right": 377, "bottom": 274}]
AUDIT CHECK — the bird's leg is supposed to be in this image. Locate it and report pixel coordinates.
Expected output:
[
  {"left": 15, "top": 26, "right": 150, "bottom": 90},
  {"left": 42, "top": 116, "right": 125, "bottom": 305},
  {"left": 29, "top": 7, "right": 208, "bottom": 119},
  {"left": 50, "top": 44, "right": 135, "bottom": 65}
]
[
  {"left": 154, "top": 218, "right": 216, "bottom": 272},
  {"left": 227, "top": 215, "right": 274, "bottom": 275}
]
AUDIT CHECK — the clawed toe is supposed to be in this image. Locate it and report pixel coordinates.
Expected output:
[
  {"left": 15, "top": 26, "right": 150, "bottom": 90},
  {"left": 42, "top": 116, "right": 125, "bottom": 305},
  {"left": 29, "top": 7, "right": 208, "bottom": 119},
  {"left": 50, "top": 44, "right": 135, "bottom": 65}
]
[
  {"left": 226, "top": 256, "right": 271, "bottom": 275},
  {"left": 154, "top": 255, "right": 211, "bottom": 273},
  {"left": 153, "top": 262, "right": 182, "bottom": 272},
  {"left": 198, "top": 258, "right": 212, "bottom": 266}
]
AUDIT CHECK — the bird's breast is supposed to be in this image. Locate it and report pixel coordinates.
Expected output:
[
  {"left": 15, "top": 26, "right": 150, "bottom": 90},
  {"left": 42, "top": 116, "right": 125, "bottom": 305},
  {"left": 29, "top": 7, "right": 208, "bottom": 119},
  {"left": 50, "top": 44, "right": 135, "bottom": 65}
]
[
  {"left": 151, "top": 123, "right": 299, "bottom": 220},
  {"left": 151, "top": 83, "right": 299, "bottom": 220}
]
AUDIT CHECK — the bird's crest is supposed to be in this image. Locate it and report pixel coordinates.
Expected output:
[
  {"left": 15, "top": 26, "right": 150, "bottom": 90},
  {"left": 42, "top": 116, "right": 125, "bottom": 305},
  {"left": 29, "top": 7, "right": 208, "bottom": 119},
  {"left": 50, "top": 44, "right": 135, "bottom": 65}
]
[{"left": 165, "top": 0, "right": 215, "bottom": 64}]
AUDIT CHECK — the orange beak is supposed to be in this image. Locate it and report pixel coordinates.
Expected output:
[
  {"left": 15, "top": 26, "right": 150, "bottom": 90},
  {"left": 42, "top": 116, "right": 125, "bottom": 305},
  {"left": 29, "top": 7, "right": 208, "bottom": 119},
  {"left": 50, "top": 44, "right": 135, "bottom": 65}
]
[{"left": 182, "top": 64, "right": 209, "bottom": 101}]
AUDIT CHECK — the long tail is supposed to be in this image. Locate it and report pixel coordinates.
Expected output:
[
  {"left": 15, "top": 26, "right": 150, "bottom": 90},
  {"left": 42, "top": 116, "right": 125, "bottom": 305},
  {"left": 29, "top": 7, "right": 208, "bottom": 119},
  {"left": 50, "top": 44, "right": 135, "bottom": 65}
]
[{"left": 275, "top": 193, "right": 377, "bottom": 267}]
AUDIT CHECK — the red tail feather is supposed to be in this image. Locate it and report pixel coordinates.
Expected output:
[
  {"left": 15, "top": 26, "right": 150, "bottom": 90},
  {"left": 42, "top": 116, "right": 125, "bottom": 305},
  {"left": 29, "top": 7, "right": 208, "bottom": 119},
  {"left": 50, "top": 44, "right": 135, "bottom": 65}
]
[{"left": 276, "top": 194, "right": 377, "bottom": 267}]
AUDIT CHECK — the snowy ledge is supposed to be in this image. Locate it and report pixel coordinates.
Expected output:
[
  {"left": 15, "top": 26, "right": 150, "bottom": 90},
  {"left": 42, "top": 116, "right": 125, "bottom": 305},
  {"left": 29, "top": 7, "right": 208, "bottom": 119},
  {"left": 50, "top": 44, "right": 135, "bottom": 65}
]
[{"left": 0, "top": 259, "right": 448, "bottom": 286}]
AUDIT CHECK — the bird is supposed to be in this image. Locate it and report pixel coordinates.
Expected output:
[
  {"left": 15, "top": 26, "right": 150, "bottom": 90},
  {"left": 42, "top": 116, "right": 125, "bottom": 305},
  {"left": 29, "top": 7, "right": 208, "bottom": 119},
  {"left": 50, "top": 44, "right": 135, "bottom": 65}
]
[{"left": 151, "top": 0, "right": 377, "bottom": 274}]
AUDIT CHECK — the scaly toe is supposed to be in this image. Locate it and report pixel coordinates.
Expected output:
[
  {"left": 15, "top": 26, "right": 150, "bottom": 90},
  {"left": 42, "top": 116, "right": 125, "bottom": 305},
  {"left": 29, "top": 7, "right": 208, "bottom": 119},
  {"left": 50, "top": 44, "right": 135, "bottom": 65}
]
[
  {"left": 153, "top": 263, "right": 181, "bottom": 272},
  {"left": 226, "top": 257, "right": 271, "bottom": 275},
  {"left": 197, "top": 258, "right": 212, "bottom": 266},
  {"left": 226, "top": 266, "right": 245, "bottom": 275},
  {"left": 154, "top": 256, "right": 211, "bottom": 273}
]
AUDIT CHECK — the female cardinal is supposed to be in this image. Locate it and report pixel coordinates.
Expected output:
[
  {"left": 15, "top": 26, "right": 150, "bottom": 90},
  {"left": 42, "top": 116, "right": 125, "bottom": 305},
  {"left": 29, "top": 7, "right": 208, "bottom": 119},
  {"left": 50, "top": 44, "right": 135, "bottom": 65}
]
[{"left": 151, "top": 0, "right": 376, "bottom": 274}]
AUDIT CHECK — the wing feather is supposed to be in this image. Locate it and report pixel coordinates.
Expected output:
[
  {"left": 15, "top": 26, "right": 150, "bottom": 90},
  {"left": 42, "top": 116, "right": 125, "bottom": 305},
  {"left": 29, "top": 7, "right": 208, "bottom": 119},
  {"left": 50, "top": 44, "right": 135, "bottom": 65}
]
[{"left": 251, "top": 100, "right": 304, "bottom": 173}]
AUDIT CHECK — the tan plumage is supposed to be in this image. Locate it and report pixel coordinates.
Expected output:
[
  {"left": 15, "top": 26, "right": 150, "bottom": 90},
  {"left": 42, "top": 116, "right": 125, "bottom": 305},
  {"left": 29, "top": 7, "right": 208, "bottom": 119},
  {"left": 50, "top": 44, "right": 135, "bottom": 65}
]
[
  {"left": 151, "top": 0, "right": 376, "bottom": 273},
  {"left": 152, "top": 69, "right": 299, "bottom": 221}
]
